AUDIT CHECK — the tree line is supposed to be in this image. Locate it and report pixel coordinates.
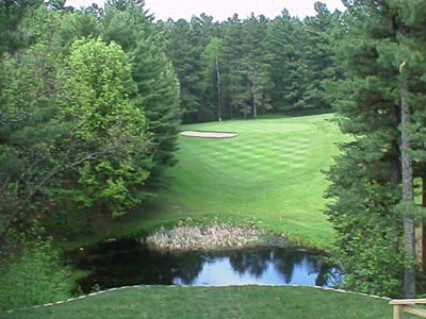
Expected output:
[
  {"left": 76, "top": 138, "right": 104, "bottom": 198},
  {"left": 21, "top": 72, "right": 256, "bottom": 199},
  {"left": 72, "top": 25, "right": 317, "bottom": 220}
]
[{"left": 159, "top": 2, "right": 341, "bottom": 123}]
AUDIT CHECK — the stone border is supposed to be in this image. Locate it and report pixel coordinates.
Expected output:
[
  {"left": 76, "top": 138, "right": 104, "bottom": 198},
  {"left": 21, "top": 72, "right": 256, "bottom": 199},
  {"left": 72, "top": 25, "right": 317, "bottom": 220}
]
[
  {"left": 5, "top": 284, "right": 390, "bottom": 314},
  {"left": 180, "top": 131, "right": 238, "bottom": 138}
]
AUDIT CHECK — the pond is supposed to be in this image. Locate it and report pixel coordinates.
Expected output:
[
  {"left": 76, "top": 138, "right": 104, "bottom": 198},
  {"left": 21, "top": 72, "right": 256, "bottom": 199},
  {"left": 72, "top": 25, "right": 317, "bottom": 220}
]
[{"left": 70, "top": 238, "right": 342, "bottom": 293}]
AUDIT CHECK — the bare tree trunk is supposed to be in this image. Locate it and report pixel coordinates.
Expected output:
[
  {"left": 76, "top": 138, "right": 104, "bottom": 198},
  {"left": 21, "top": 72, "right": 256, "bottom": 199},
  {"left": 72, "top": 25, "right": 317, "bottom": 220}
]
[
  {"left": 252, "top": 66, "right": 258, "bottom": 119},
  {"left": 252, "top": 82, "right": 257, "bottom": 119},
  {"left": 400, "top": 61, "right": 416, "bottom": 298},
  {"left": 422, "top": 174, "right": 426, "bottom": 272},
  {"left": 215, "top": 53, "right": 221, "bottom": 122},
  {"left": 390, "top": 89, "right": 401, "bottom": 256}
]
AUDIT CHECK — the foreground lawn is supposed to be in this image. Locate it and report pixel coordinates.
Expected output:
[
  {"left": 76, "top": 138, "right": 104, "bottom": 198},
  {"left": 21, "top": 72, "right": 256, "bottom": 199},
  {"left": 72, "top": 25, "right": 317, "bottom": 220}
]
[
  {"left": 139, "top": 114, "right": 343, "bottom": 248},
  {"left": 3, "top": 286, "right": 392, "bottom": 319}
]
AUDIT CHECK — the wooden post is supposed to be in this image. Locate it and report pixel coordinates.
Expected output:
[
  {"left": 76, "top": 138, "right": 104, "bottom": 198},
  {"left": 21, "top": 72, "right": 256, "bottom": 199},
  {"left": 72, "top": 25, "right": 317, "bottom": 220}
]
[
  {"left": 390, "top": 299, "right": 426, "bottom": 319},
  {"left": 393, "top": 305, "right": 404, "bottom": 319}
]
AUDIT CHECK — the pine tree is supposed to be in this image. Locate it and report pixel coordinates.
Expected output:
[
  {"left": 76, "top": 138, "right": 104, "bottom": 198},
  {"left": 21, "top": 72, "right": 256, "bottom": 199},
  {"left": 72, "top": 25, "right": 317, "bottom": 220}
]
[
  {"left": 326, "top": 0, "right": 426, "bottom": 297},
  {"left": 265, "top": 10, "right": 307, "bottom": 112},
  {"left": 394, "top": 0, "right": 426, "bottom": 295},
  {"left": 303, "top": 2, "right": 342, "bottom": 112},
  {"left": 0, "top": 0, "right": 43, "bottom": 56},
  {"left": 161, "top": 18, "right": 206, "bottom": 122},
  {"left": 0, "top": 2, "right": 73, "bottom": 239},
  {"left": 221, "top": 14, "right": 249, "bottom": 119},
  {"left": 241, "top": 14, "right": 273, "bottom": 118},
  {"left": 101, "top": 0, "right": 181, "bottom": 188},
  {"left": 402, "top": 0, "right": 426, "bottom": 274},
  {"left": 325, "top": 0, "right": 405, "bottom": 297},
  {"left": 200, "top": 37, "right": 223, "bottom": 121}
]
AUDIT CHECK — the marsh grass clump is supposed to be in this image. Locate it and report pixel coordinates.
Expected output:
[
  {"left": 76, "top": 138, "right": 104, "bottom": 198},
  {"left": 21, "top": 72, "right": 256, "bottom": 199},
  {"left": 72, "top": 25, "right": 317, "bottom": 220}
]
[{"left": 146, "top": 221, "right": 262, "bottom": 251}]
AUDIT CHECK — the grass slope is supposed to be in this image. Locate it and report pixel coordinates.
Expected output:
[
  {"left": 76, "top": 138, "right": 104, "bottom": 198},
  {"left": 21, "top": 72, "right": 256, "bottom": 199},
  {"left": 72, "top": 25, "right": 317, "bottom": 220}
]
[
  {"left": 139, "top": 114, "right": 342, "bottom": 248},
  {"left": 3, "top": 286, "right": 392, "bottom": 319},
  {"left": 75, "top": 114, "right": 343, "bottom": 250}
]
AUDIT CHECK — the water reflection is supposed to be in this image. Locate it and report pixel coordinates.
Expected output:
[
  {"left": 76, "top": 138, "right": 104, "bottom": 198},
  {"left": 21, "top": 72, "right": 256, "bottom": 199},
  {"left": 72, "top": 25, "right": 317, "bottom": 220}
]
[
  {"left": 229, "top": 249, "right": 270, "bottom": 278},
  {"left": 70, "top": 238, "right": 342, "bottom": 293}
]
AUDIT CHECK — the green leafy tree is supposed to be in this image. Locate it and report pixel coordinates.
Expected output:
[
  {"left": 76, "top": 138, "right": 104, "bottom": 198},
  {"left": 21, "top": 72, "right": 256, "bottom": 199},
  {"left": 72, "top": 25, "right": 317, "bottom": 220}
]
[{"left": 60, "top": 37, "right": 150, "bottom": 217}]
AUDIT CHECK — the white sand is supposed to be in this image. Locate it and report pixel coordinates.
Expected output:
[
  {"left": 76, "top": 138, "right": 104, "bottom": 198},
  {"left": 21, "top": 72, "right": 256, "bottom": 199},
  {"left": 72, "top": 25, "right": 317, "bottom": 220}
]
[{"left": 180, "top": 131, "right": 238, "bottom": 138}]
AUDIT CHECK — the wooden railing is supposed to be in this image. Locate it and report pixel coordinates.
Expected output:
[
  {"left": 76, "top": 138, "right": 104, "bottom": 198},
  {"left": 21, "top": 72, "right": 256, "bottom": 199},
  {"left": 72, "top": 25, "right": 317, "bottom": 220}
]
[{"left": 390, "top": 299, "right": 426, "bottom": 319}]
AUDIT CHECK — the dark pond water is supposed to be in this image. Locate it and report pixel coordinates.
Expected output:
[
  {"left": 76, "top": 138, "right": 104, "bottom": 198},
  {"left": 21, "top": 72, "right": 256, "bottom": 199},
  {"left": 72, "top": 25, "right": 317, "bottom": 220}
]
[{"left": 70, "top": 238, "right": 342, "bottom": 293}]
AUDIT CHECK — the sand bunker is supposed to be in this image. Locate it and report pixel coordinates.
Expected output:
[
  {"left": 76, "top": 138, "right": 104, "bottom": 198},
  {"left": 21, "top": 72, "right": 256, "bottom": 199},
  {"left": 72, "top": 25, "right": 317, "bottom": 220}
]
[{"left": 180, "top": 131, "right": 238, "bottom": 138}]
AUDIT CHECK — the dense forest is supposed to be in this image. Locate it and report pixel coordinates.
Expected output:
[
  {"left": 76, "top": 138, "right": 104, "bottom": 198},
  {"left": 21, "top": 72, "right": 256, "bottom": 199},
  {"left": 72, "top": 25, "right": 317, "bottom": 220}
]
[
  {"left": 159, "top": 2, "right": 341, "bottom": 122},
  {"left": 1, "top": 0, "right": 426, "bottom": 310}
]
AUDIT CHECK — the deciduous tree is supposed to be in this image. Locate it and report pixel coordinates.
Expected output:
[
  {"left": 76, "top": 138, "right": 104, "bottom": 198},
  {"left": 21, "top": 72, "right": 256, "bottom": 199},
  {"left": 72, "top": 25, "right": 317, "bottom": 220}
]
[{"left": 60, "top": 37, "right": 150, "bottom": 217}]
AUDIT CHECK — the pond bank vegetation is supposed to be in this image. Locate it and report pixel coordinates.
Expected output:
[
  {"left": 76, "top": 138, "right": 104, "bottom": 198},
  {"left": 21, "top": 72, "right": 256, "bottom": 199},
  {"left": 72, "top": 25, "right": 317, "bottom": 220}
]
[
  {"left": 146, "top": 221, "right": 263, "bottom": 251},
  {"left": 145, "top": 220, "right": 294, "bottom": 252}
]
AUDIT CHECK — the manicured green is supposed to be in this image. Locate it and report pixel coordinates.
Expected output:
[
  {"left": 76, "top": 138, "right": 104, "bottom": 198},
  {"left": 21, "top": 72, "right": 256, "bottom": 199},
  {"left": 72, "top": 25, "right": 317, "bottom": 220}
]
[
  {"left": 2, "top": 286, "right": 393, "bottom": 319},
  {"left": 65, "top": 114, "right": 343, "bottom": 249},
  {"left": 130, "top": 114, "right": 342, "bottom": 248}
]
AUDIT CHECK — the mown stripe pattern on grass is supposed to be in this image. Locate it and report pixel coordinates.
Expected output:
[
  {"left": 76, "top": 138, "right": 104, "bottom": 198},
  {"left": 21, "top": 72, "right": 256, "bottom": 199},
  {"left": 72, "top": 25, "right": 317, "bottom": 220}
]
[{"left": 140, "top": 114, "right": 344, "bottom": 248}]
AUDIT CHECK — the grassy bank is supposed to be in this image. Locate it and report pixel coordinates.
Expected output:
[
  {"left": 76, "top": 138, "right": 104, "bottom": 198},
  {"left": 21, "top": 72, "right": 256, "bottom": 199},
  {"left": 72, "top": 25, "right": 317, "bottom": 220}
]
[
  {"left": 65, "top": 114, "right": 343, "bottom": 249},
  {"left": 3, "top": 286, "right": 392, "bottom": 319}
]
